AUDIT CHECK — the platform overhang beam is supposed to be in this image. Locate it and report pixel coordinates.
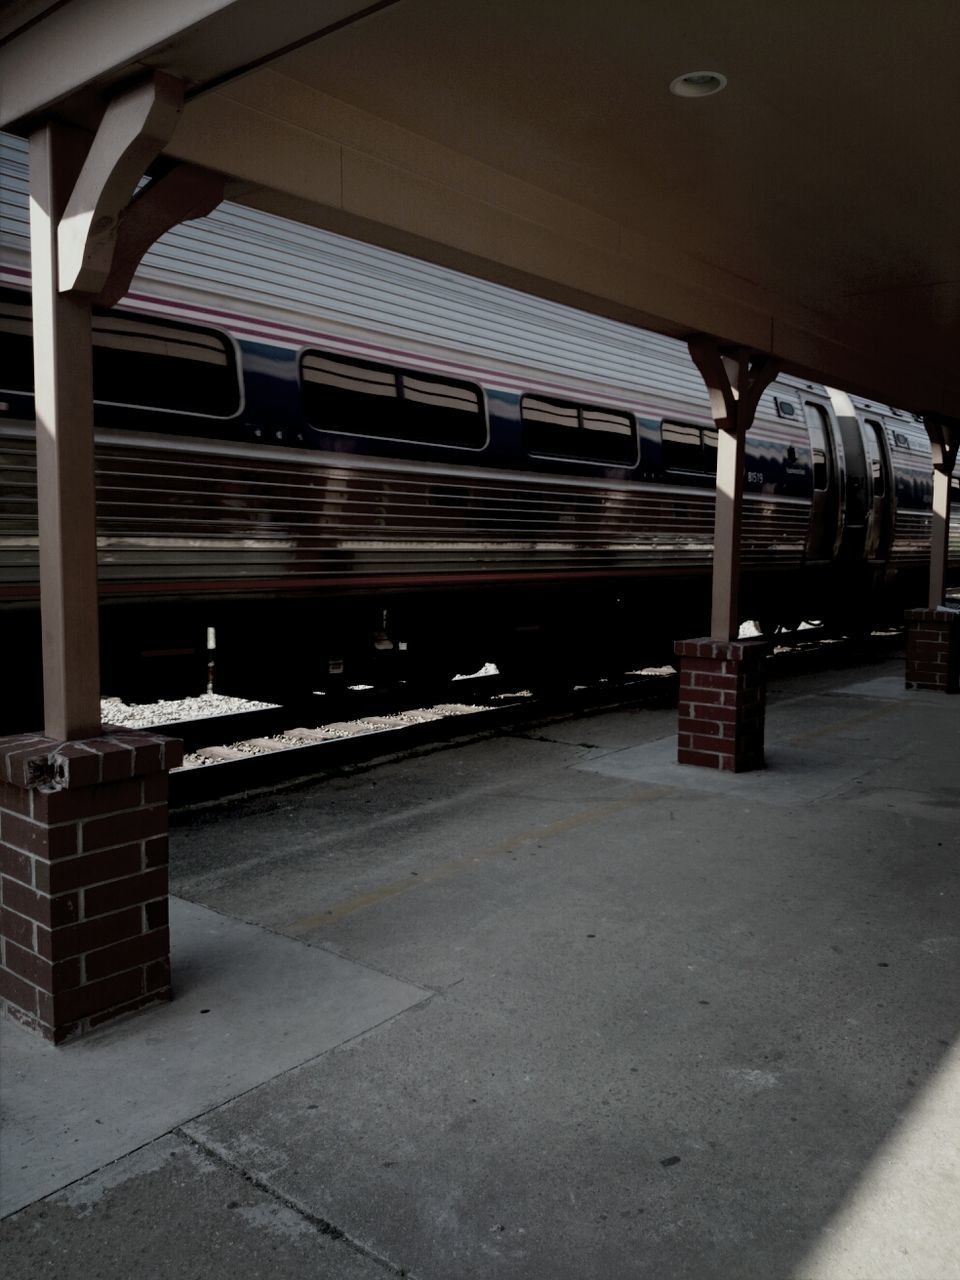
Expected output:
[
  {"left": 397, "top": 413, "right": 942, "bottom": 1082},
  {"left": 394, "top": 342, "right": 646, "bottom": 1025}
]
[{"left": 0, "top": 0, "right": 391, "bottom": 133}]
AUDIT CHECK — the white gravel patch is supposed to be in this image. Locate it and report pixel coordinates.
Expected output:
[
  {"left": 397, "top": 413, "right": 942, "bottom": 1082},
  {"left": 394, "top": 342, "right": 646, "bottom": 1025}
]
[
  {"left": 179, "top": 700, "right": 497, "bottom": 769},
  {"left": 101, "top": 665, "right": 498, "bottom": 732},
  {"left": 101, "top": 692, "right": 277, "bottom": 729}
]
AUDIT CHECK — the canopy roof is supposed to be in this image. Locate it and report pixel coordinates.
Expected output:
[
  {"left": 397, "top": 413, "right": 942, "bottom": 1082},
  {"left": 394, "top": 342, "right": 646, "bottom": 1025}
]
[{"left": 2, "top": 0, "right": 958, "bottom": 414}]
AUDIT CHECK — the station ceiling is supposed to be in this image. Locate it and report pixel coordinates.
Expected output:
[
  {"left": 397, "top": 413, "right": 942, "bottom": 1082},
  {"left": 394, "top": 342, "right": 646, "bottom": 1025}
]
[{"left": 2, "top": 0, "right": 958, "bottom": 415}]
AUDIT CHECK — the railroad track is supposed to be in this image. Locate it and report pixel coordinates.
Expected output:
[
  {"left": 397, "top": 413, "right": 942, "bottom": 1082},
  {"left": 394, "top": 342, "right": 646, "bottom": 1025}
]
[
  {"left": 138, "top": 670, "right": 512, "bottom": 754},
  {"left": 154, "top": 629, "right": 904, "bottom": 811},
  {"left": 165, "top": 673, "right": 677, "bottom": 810}
]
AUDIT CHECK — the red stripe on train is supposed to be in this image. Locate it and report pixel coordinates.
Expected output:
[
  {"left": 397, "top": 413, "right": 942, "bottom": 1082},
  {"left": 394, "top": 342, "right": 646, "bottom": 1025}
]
[{"left": 0, "top": 564, "right": 708, "bottom": 601}]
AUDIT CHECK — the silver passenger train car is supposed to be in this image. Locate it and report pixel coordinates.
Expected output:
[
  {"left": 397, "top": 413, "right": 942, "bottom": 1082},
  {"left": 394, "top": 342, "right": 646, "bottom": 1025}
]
[{"left": 1, "top": 135, "right": 956, "bottom": 723}]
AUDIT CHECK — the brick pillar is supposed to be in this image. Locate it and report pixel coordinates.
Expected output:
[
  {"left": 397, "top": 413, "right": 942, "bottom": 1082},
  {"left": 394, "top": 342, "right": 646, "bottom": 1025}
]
[
  {"left": 0, "top": 730, "right": 182, "bottom": 1043},
  {"left": 904, "top": 606, "right": 960, "bottom": 693},
  {"left": 674, "top": 637, "right": 768, "bottom": 771}
]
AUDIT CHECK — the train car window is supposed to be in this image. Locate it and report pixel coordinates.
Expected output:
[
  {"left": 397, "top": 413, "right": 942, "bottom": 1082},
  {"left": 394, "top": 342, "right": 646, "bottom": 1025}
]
[
  {"left": 307, "top": 355, "right": 397, "bottom": 400},
  {"left": 661, "top": 420, "right": 718, "bottom": 474},
  {"left": 0, "top": 294, "right": 32, "bottom": 393},
  {"left": 91, "top": 315, "right": 239, "bottom": 416},
  {"left": 804, "top": 403, "right": 831, "bottom": 489},
  {"left": 521, "top": 395, "right": 637, "bottom": 465},
  {"left": 301, "top": 351, "right": 486, "bottom": 448},
  {"left": 661, "top": 421, "right": 701, "bottom": 471},
  {"left": 863, "top": 419, "right": 886, "bottom": 496},
  {"left": 524, "top": 398, "right": 579, "bottom": 431},
  {"left": 582, "top": 408, "right": 633, "bottom": 437},
  {"left": 0, "top": 290, "right": 240, "bottom": 417},
  {"left": 399, "top": 373, "right": 484, "bottom": 446}
]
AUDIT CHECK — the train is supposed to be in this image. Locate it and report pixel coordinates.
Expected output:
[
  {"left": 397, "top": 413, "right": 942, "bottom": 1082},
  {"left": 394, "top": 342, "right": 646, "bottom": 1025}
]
[{"left": 1, "top": 133, "right": 957, "bottom": 730}]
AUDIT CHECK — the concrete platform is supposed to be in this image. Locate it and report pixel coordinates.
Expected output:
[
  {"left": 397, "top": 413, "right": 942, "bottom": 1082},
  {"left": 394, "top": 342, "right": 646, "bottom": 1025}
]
[
  {"left": 2, "top": 898, "right": 428, "bottom": 1216},
  {"left": 2, "top": 657, "right": 959, "bottom": 1279}
]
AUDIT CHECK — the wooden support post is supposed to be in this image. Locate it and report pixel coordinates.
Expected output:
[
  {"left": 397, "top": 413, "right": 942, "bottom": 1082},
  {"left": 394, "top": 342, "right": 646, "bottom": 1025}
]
[
  {"left": 930, "top": 469, "right": 951, "bottom": 610},
  {"left": 687, "top": 339, "right": 781, "bottom": 641},
  {"left": 4, "top": 73, "right": 223, "bottom": 1041},
  {"left": 27, "top": 74, "right": 207, "bottom": 742},
  {"left": 30, "top": 123, "right": 102, "bottom": 741},
  {"left": 922, "top": 414, "right": 958, "bottom": 610},
  {"left": 903, "top": 414, "right": 960, "bottom": 694},
  {"left": 710, "top": 423, "right": 746, "bottom": 643},
  {"left": 674, "top": 340, "right": 781, "bottom": 772}
]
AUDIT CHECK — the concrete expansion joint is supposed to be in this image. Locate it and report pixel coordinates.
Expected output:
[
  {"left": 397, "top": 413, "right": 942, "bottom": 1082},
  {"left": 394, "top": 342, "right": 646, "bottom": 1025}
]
[
  {"left": 309, "top": 946, "right": 435, "bottom": 1014},
  {"left": 186, "top": 894, "right": 433, "bottom": 1000},
  {"left": 177, "top": 1126, "right": 413, "bottom": 1278}
]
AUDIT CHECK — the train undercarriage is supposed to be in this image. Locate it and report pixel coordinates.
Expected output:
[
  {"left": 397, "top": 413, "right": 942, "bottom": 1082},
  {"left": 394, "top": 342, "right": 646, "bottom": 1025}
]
[{"left": 1, "top": 561, "right": 920, "bottom": 733}]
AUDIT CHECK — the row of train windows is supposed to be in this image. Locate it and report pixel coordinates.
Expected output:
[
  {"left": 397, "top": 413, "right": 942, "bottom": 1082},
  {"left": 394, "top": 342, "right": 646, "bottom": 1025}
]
[
  {"left": 0, "top": 294, "right": 763, "bottom": 474},
  {"left": 304, "top": 353, "right": 641, "bottom": 465},
  {"left": 301, "top": 352, "right": 486, "bottom": 451},
  {"left": 0, "top": 294, "right": 647, "bottom": 465}
]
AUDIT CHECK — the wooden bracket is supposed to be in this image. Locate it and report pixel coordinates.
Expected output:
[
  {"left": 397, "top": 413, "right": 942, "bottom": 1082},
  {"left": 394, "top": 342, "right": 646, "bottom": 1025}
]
[
  {"left": 687, "top": 337, "right": 781, "bottom": 437},
  {"left": 97, "top": 163, "right": 226, "bottom": 306},
  {"left": 57, "top": 72, "right": 186, "bottom": 296},
  {"left": 923, "top": 413, "right": 960, "bottom": 477}
]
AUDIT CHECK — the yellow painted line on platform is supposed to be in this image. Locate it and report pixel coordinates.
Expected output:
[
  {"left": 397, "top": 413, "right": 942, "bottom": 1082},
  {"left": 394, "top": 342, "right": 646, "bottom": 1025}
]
[
  {"left": 285, "top": 784, "right": 672, "bottom": 934},
  {"left": 787, "top": 700, "right": 901, "bottom": 746}
]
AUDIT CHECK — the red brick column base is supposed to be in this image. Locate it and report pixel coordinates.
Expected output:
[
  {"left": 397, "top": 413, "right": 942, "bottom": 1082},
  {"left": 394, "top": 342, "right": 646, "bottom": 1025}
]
[
  {"left": 0, "top": 730, "right": 182, "bottom": 1043},
  {"left": 904, "top": 607, "right": 960, "bottom": 693},
  {"left": 674, "top": 637, "right": 768, "bottom": 772}
]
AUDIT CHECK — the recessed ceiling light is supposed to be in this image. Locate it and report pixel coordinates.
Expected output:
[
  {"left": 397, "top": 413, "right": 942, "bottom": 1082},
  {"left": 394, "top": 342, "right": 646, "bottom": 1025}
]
[{"left": 669, "top": 71, "right": 727, "bottom": 98}]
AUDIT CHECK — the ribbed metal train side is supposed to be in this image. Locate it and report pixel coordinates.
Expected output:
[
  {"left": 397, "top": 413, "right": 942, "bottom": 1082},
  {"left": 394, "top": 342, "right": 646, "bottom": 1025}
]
[{"left": 1, "top": 426, "right": 811, "bottom": 599}]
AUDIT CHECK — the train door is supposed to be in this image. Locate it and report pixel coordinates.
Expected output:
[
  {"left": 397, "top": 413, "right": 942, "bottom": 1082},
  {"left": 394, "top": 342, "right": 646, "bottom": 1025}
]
[
  {"left": 861, "top": 416, "right": 893, "bottom": 559},
  {"left": 804, "top": 400, "right": 842, "bottom": 560},
  {"left": 830, "top": 393, "right": 870, "bottom": 561}
]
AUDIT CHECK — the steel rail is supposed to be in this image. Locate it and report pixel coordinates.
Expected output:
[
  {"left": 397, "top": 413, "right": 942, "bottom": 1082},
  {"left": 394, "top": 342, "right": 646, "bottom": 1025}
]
[
  {"left": 164, "top": 630, "right": 906, "bottom": 811},
  {"left": 168, "top": 673, "right": 675, "bottom": 811}
]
